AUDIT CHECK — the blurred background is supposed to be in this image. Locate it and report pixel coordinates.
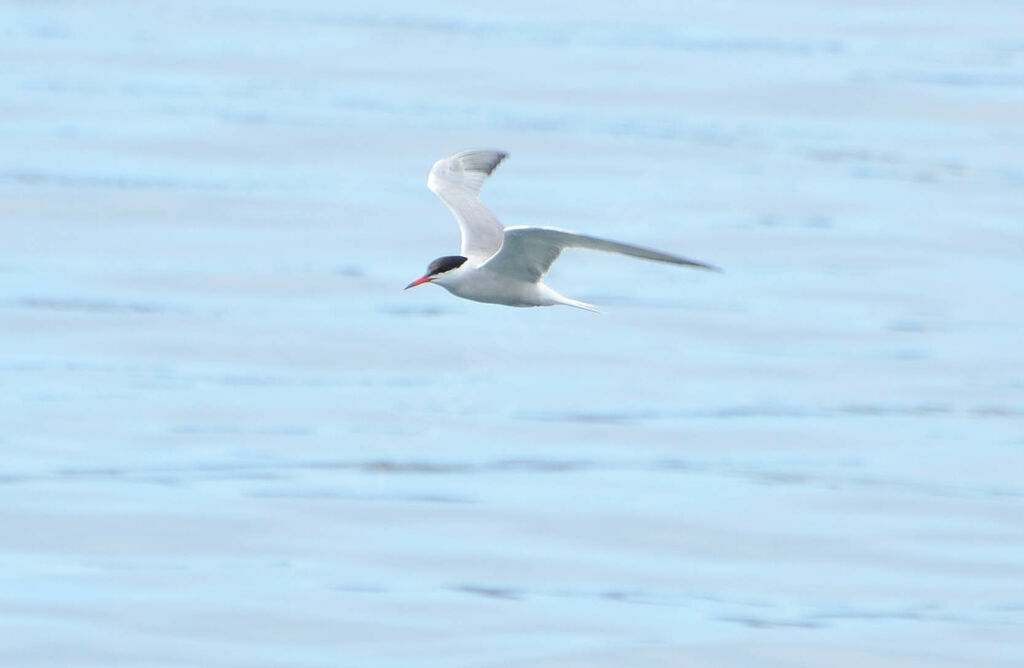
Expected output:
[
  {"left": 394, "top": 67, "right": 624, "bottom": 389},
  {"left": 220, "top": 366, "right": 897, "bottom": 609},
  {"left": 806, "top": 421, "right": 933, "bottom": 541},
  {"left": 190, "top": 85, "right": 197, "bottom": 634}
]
[{"left": 2, "top": 1, "right": 1023, "bottom": 666}]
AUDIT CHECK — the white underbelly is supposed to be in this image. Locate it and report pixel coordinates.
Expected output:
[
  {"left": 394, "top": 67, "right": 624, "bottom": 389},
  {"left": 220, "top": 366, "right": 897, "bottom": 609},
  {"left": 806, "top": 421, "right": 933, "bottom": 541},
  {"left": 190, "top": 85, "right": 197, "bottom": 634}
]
[{"left": 443, "top": 270, "right": 555, "bottom": 307}]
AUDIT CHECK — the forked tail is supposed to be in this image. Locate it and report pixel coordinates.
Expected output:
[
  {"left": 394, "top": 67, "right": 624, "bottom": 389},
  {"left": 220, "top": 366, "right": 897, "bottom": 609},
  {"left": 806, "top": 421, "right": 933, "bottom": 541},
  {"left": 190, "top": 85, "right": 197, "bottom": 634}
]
[
  {"left": 536, "top": 282, "right": 602, "bottom": 313},
  {"left": 555, "top": 295, "right": 602, "bottom": 313}
]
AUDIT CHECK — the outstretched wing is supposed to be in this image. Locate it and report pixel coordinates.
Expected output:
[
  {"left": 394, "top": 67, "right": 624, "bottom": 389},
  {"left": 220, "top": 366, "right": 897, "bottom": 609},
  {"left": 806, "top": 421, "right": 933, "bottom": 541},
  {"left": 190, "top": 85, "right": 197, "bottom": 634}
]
[
  {"left": 427, "top": 150, "right": 508, "bottom": 262},
  {"left": 481, "top": 226, "right": 719, "bottom": 282}
]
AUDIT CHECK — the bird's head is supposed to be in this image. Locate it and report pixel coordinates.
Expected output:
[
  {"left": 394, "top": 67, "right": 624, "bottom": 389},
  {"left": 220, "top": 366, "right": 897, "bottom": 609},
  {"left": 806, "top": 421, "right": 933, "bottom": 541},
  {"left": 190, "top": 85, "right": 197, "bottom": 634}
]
[{"left": 404, "top": 255, "right": 469, "bottom": 290}]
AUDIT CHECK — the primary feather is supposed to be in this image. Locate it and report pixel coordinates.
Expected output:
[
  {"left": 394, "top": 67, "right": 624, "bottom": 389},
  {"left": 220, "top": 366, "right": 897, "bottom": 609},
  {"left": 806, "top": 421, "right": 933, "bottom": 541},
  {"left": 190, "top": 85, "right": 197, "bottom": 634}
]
[{"left": 481, "top": 226, "right": 718, "bottom": 282}]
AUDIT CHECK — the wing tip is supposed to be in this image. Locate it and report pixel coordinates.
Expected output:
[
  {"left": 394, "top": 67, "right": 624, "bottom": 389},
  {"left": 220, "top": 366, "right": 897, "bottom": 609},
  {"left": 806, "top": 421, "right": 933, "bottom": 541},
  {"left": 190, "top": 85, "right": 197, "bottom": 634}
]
[
  {"left": 692, "top": 260, "right": 723, "bottom": 272},
  {"left": 452, "top": 149, "right": 508, "bottom": 176}
]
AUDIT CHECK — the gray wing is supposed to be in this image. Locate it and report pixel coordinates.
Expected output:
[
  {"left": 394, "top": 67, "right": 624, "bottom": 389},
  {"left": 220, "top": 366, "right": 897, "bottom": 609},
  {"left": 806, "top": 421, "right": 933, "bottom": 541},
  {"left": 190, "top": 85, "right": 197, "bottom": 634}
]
[
  {"left": 427, "top": 150, "right": 508, "bottom": 262},
  {"left": 481, "top": 226, "right": 719, "bottom": 282}
]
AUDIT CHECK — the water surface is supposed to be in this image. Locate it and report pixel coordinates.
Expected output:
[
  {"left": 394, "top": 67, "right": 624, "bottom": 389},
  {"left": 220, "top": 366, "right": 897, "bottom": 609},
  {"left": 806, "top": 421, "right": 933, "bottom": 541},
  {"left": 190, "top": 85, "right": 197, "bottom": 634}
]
[{"left": 2, "top": 1, "right": 1024, "bottom": 666}]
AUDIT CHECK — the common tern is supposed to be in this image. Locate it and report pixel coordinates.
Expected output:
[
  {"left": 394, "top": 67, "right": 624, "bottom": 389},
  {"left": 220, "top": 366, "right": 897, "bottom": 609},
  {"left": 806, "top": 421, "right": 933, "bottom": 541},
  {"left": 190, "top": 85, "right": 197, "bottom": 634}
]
[{"left": 405, "top": 150, "right": 717, "bottom": 311}]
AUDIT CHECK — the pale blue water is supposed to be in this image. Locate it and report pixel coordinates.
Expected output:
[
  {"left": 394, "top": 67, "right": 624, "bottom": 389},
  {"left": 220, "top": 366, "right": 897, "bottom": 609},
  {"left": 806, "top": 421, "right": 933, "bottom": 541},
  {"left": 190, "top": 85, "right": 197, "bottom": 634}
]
[{"left": 3, "top": 1, "right": 1024, "bottom": 666}]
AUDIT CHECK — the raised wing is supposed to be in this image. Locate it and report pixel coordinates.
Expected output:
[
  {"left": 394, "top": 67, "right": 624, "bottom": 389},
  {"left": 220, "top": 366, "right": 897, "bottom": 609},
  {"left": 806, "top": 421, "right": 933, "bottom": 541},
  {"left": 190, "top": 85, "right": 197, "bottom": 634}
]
[
  {"left": 481, "top": 226, "right": 719, "bottom": 282},
  {"left": 427, "top": 150, "right": 508, "bottom": 262}
]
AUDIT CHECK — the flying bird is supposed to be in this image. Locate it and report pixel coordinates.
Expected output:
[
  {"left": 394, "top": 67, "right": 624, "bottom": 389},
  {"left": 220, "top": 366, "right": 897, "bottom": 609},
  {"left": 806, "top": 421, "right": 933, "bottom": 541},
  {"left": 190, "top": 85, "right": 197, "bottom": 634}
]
[{"left": 405, "top": 150, "right": 717, "bottom": 311}]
